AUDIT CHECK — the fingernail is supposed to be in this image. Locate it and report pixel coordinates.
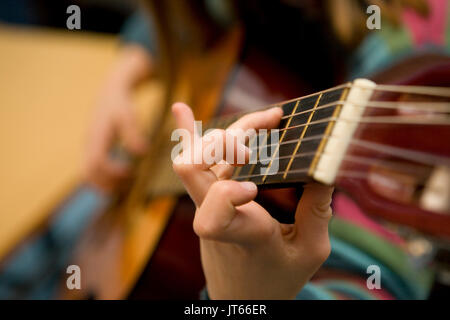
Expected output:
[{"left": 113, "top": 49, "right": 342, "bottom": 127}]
[
  {"left": 270, "top": 106, "right": 283, "bottom": 114},
  {"left": 240, "top": 181, "right": 257, "bottom": 191}
]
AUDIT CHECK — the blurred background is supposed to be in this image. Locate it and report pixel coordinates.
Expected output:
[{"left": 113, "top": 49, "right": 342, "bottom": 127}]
[
  {"left": 0, "top": 0, "right": 162, "bottom": 299},
  {"left": 0, "top": 0, "right": 135, "bottom": 32}
]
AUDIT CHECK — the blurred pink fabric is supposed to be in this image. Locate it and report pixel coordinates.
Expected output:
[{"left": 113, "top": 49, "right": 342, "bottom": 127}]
[
  {"left": 333, "top": 193, "right": 405, "bottom": 246},
  {"left": 403, "top": 0, "right": 448, "bottom": 47}
]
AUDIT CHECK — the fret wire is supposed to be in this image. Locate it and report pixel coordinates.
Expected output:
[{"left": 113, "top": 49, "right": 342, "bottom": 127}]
[
  {"left": 206, "top": 85, "right": 353, "bottom": 139},
  {"left": 229, "top": 118, "right": 336, "bottom": 157},
  {"left": 233, "top": 150, "right": 319, "bottom": 182},
  {"left": 275, "top": 147, "right": 329, "bottom": 163},
  {"left": 245, "top": 101, "right": 346, "bottom": 151},
  {"left": 230, "top": 83, "right": 351, "bottom": 118},
  {"left": 232, "top": 133, "right": 259, "bottom": 179},
  {"left": 279, "top": 117, "right": 336, "bottom": 133},
  {"left": 257, "top": 83, "right": 351, "bottom": 112},
  {"left": 235, "top": 146, "right": 333, "bottom": 181},
  {"left": 281, "top": 101, "right": 344, "bottom": 120},
  {"left": 283, "top": 93, "right": 323, "bottom": 179},
  {"left": 235, "top": 144, "right": 336, "bottom": 181},
  {"left": 207, "top": 83, "right": 352, "bottom": 132},
  {"left": 238, "top": 131, "right": 270, "bottom": 181},
  {"left": 235, "top": 168, "right": 310, "bottom": 182},
  {"left": 249, "top": 131, "right": 271, "bottom": 178},
  {"left": 274, "top": 151, "right": 317, "bottom": 161},
  {"left": 230, "top": 150, "right": 328, "bottom": 182},
  {"left": 308, "top": 88, "right": 350, "bottom": 175},
  {"left": 250, "top": 134, "right": 326, "bottom": 153},
  {"left": 261, "top": 100, "right": 300, "bottom": 183},
  {"left": 236, "top": 151, "right": 326, "bottom": 179}
]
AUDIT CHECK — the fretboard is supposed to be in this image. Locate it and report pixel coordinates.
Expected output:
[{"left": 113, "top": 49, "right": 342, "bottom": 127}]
[
  {"left": 147, "top": 79, "right": 375, "bottom": 197},
  {"left": 230, "top": 79, "right": 376, "bottom": 187}
]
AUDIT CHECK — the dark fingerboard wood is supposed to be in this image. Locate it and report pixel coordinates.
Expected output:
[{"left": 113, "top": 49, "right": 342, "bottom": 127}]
[{"left": 232, "top": 86, "right": 347, "bottom": 188}]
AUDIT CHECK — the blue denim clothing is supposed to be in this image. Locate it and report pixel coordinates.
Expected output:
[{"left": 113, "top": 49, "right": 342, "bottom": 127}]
[{"left": 0, "top": 187, "right": 106, "bottom": 299}]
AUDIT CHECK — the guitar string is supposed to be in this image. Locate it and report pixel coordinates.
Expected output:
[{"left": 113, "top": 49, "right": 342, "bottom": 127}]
[
  {"left": 207, "top": 102, "right": 450, "bottom": 140},
  {"left": 242, "top": 152, "right": 431, "bottom": 177},
  {"left": 205, "top": 84, "right": 450, "bottom": 128},
  {"left": 334, "top": 171, "right": 376, "bottom": 180},
  {"left": 364, "top": 84, "right": 450, "bottom": 98},
  {"left": 214, "top": 100, "right": 450, "bottom": 144},
  {"left": 154, "top": 85, "right": 450, "bottom": 190},
  {"left": 249, "top": 134, "right": 326, "bottom": 153},
  {"left": 175, "top": 127, "right": 449, "bottom": 172},
  {"left": 339, "top": 155, "right": 432, "bottom": 174},
  {"left": 280, "top": 101, "right": 450, "bottom": 120},
  {"left": 176, "top": 85, "right": 450, "bottom": 178},
  {"left": 279, "top": 115, "right": 450, "bottom": 133},
  {"left": 233, "top": 138, "right": 450, "bottom": 181},
  {"left": 181, "top": 117, "right": 445, "bottom": 175},
  {"left": 207, "top": 99, "right": 450, "bottom": 131},
  {"left": 332, "top": 167, "right": 442, "bottom": 181},
  {"left": 233, "top": 154, "right": 438, "bottom": 182},
  {"left": 333, "top": 169, "right": 430, "bottom": 180},
  {"left": 244, "top": 112, "right": 450, "bottom": 152}
]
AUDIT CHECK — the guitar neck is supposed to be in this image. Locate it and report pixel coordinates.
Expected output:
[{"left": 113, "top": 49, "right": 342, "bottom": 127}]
[
  {"left": 231, "top": 79, "right": 376, "bottom": 188},
  {"left": 147, "top": 79, "right": 376, "bottom": 197}
]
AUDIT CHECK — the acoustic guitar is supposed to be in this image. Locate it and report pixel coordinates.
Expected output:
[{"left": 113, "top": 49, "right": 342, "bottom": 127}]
[{"left": 59, "top": 26, "right": 450, "bottom": 298}]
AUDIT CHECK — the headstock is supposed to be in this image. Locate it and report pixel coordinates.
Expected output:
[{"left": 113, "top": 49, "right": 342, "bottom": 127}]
[{"left": 336, "top": 62, "right": 450, "bottom": 240}]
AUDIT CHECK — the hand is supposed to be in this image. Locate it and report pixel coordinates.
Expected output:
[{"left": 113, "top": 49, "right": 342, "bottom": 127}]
[
  {"left": 84, "top": 83, "right": 147, "bottom": 193},
  {"left": 84, "top": 45, "right": 151, "bottom": 193},
  {"left": 172, "top": 103, "right": 333, "bottom": 300}
]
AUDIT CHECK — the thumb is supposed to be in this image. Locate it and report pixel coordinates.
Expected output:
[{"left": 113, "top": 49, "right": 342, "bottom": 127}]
[
  {"left": 294, "top": 183, "right": 334, "bottom": 249},
  {"left": 172, "top": 102, "right": 196, "bottom": 134}
]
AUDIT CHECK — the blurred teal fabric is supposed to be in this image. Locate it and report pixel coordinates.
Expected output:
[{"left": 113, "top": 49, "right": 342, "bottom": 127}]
[{"left": 0, "top": 187, "right": 107, "bottom": 299}]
